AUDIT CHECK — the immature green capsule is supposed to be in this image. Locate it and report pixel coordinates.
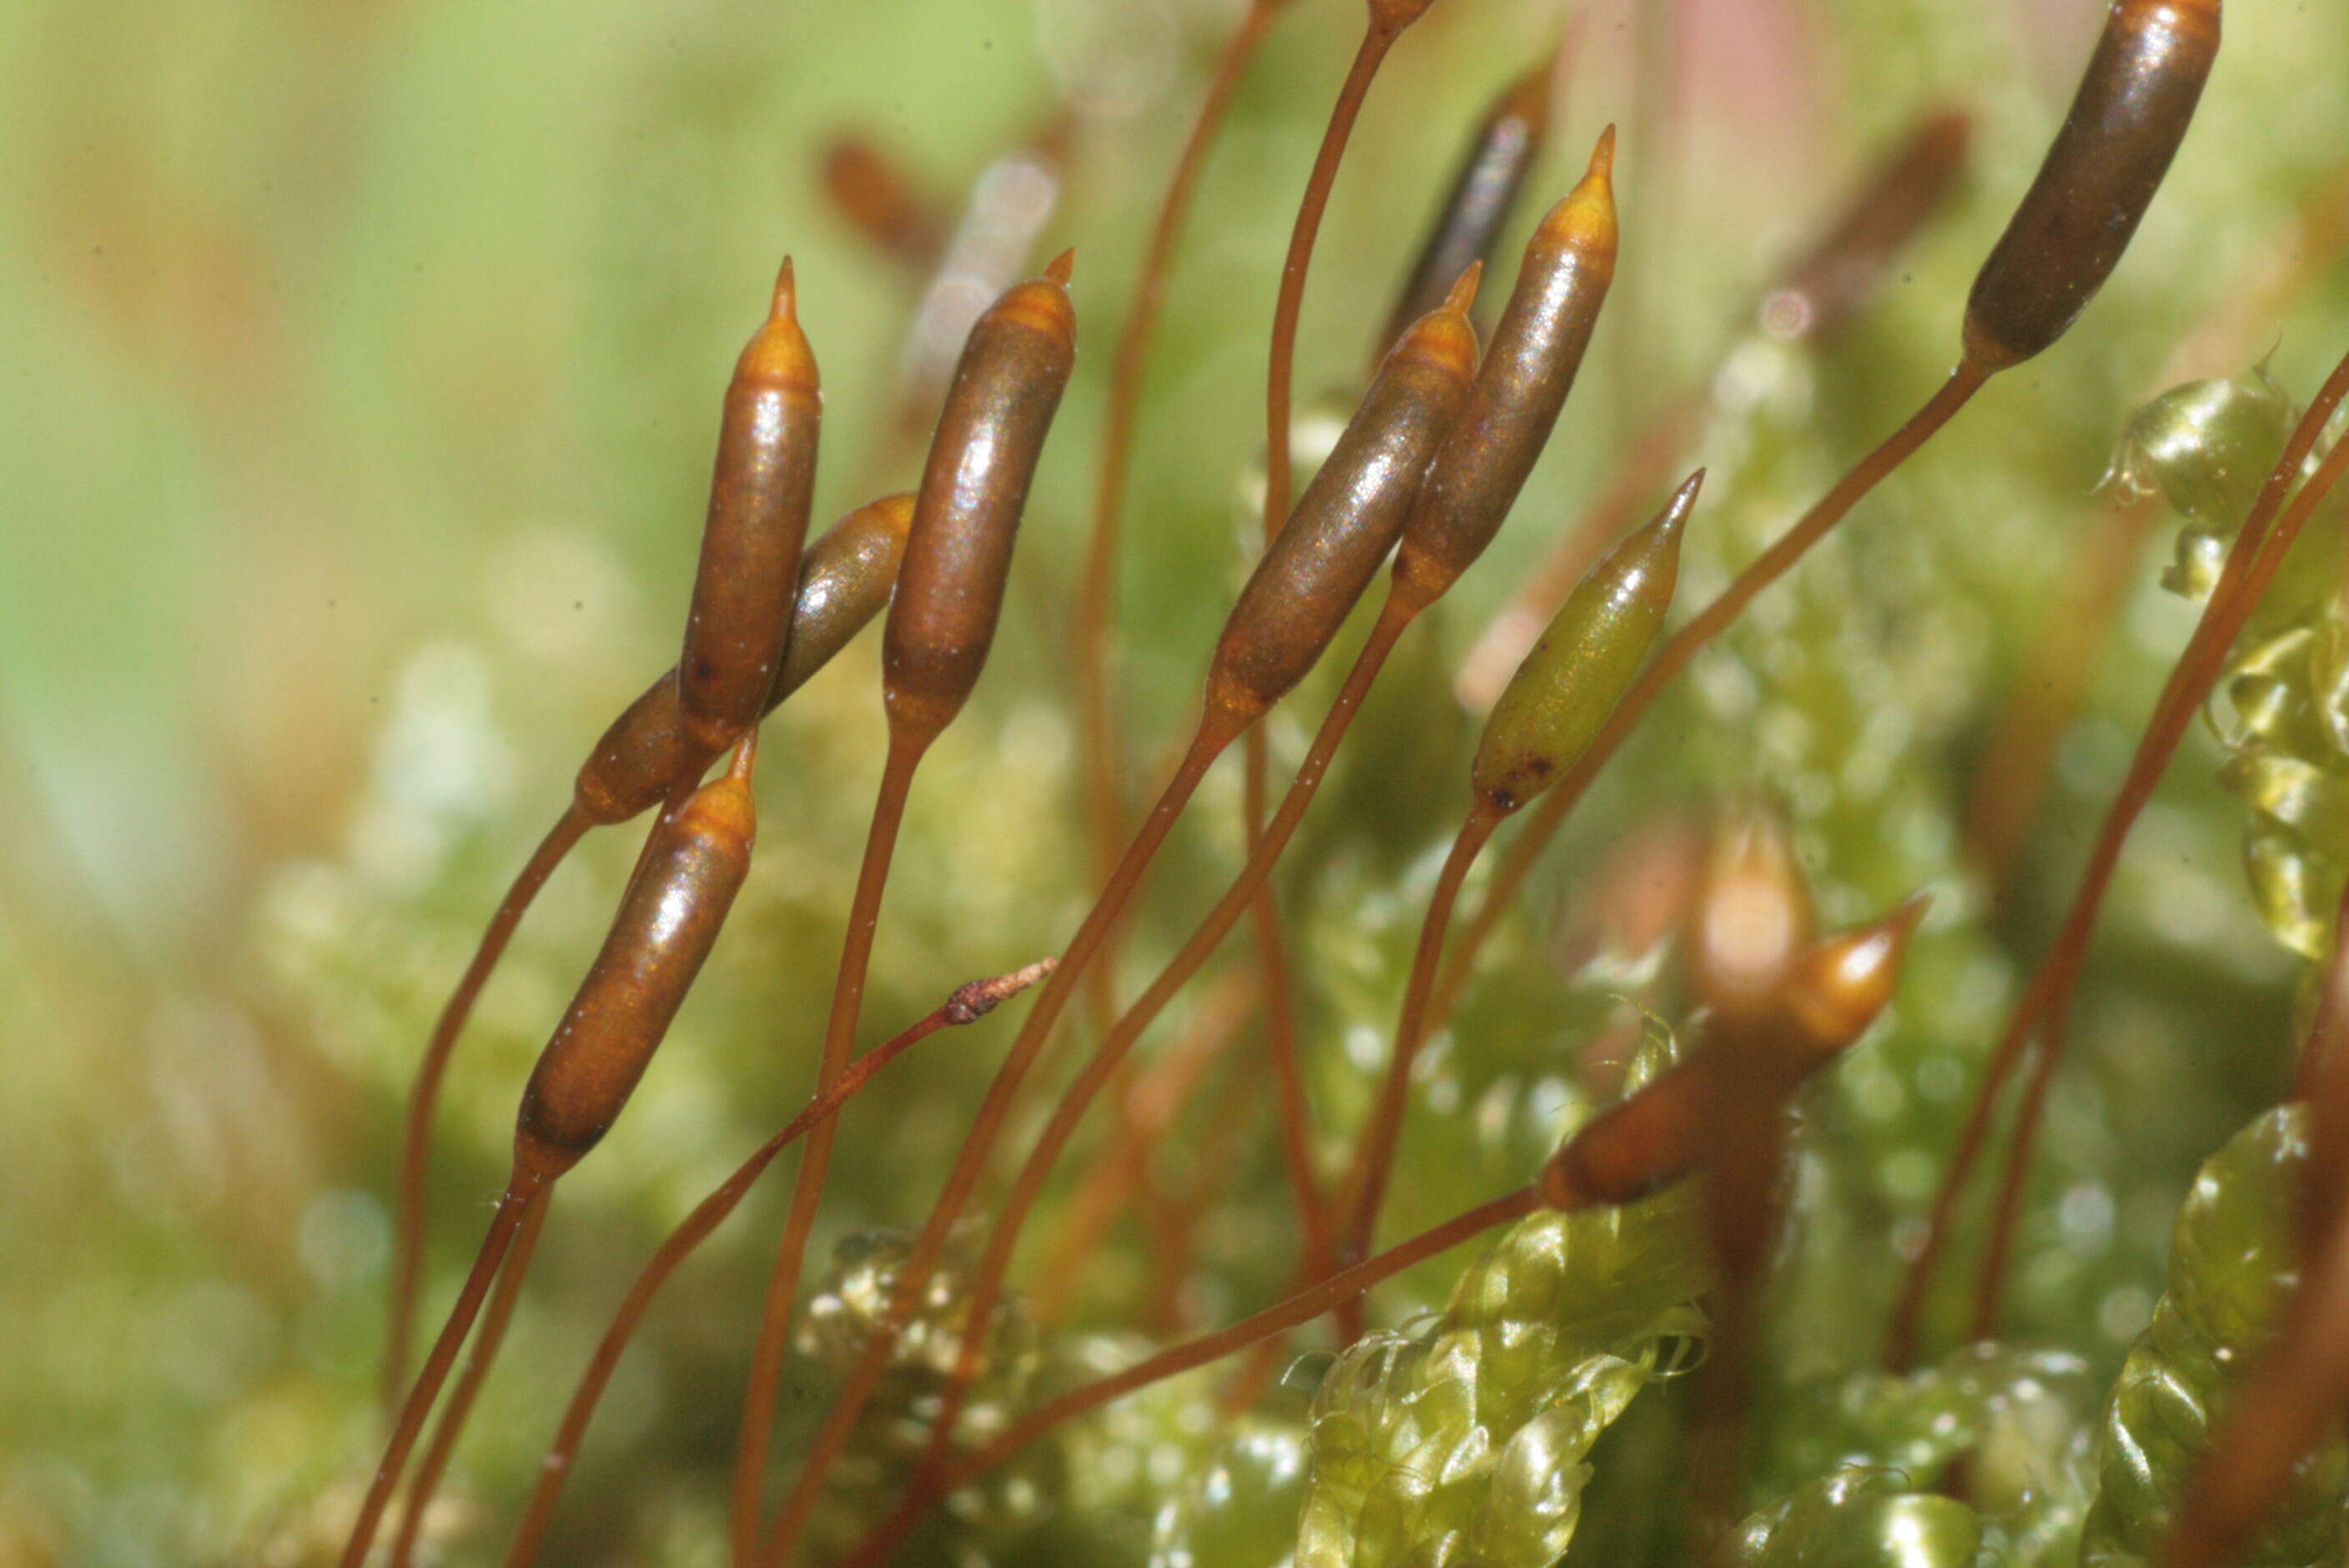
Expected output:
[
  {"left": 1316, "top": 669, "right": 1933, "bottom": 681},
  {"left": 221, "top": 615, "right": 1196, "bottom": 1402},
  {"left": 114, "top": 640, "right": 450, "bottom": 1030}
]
[
  {"left": 1204, "top": 267, "right": 1481, "bottom": 727},
  {"left": 516, "top": 754, "right": 758, "bottom": 1184},
  {"left": 678, "top": 259, "right": 823, "bottom": 757},
  {"left": 883, "top": 253, "right": 1078, "bottom": 740},
  {"left": 1962, "top": 0, "right": 2221, "bottom": 369},
  {"left": 1376, "top": 57, "right": 1552, "bottom": 356},
  {"left": 1391, "top": 127, "right": 1617, "bottom": 611},
  {"left": 1471, "top": 470, "right": 1698, "bottom": 811},
  {"left": 572, "top": 495, "right": 916, "bottom": 827}
]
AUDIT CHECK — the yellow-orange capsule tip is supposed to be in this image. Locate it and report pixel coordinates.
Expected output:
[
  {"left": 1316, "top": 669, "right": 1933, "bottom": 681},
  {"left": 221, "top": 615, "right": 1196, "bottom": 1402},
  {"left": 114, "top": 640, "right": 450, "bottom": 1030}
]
[
  {"left": 1499, "top": 52, "right": 1555, "bottom": 135},
  {"left": 1591, "top": 123, "right": 1617, "bottom": 180},
  {"left": 736, "top": 257, "right": 817, "bottom": 385},
  {"left": 1784, "top": 892, "right": 1931, "bottom": 1058},
  {"left": 770, "top": 257, "right": 797, "bottom": 318},
  {"left": 726, "top": 730, "right": 758, "bottom": 785},
  {"left": 1045, "top": 248, "right": 1076, "bottom": 286},
  {"left": 1445, "top": 259, "right": 1483, "bottom": 314}
]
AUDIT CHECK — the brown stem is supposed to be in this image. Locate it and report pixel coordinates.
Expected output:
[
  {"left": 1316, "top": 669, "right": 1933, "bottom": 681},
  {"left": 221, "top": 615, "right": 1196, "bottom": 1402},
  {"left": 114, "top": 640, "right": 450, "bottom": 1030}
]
[
  {"left": 1244, "top": 721, "right": 1330, "bottom": 1267},
  {"left": 729, "top": 729, "right": 926, "bottom": 1564},
  {"left": 1887, "top": 344, "right": 2349, "bottom": 1369},
  {"left": 390, "top": 1189, "right": 551, "bottom": 1568},
  {"left": 1334, "top": 797, "right": 1506, "bottom": 1339},
  {"left": 1263, "top": 23, "right": 1401, "bottom": 538},
  {"left": 1074, "top": 0, "right": 1285, "bottom": 1032},
  {"left": 339, "top": 1176, "right": 542, "bottom": 1568},
  {"left": 1968, "top": 388, "right": 2349, "bottom": 1344},
  {"left": 755, "top": 716, "right": 1241, "bottom": 1568},
  {"left": 502, "top": 991, "right": 982, "bottom": 1568},
  {"left": 387, "top": 807, "right": 587, "bottom": 1410}
]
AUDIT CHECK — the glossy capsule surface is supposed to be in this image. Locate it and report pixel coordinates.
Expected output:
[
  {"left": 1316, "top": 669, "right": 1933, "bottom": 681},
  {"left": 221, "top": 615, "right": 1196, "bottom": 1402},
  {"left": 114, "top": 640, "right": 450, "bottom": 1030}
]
[
  {"left": 1762, "top": 108, "right": 1972, "bottom": 343},
  {"left": 1204, "top": 269, "right": 1480, "bottom": 725},
  {"left": 1392, "top": 128, "right": 1616, "bottom": 610},
  {"left": 884, "top": 254, "right": 1078, "bottom": 739},
  {"left": 516, "top": 763, "right": 757, "bottom": 1183},
  {"left": 572, "top": 495, "right": 915, "bottom": 827},
  {"left": 1962, "top": 0, "right": 2221, "bottom": 369},
  {"left": 679, "top": 260, "right": 823, "bottom": 756},
  {"left": 1377, "top": 58, "right": 1552, "bottom": 355},
  {"left": 1538, "top": 898, "right": 1923, "bottom": 1210},
  {"left": 1471, "top": 471, "right": 1698, "bottom": 811}
]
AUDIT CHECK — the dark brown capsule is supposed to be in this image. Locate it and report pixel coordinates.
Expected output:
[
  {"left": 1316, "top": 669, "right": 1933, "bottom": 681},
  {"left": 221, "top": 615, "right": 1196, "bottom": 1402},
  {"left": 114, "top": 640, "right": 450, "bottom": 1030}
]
[
  {"left": 1203, "top": 267, "right": 1481, "bottom": 727},
  {"left": 1376, "top": 57, "right": 1553, "bottom": 357},
  {"left": 1962, "top": 0, "right": 2221, "bottom": 369},
  {"left": 1471, "top": 470, "right": 1698, "bottom": 812},
  {"left": 1392, "top": 127, "right": 1616, "bottom": 611},
  {"left": 515, "top": 751, "right": 758, "bottom": 1184},
  {"left": 678, "top": 259, "right": 823, "bottom": 758},
  {"left": 883, "top": 253, "right": 1079, "bottom": 741},
  {"left": 572, "top": 495, "right": 916, "bottom": 827},
  {"left": 1760, "top": 108, "right": 1973, "bottom": 343}
]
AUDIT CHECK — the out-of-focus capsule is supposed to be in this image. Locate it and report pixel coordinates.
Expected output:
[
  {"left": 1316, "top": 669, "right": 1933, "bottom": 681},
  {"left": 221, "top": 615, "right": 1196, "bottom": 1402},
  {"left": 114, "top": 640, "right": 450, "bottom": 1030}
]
[
  {"left": 1391, "top": 128, "right": 1617, "bottom": 611},
  {"left": 678, "top": 259, "right": 823, "bottom": 760},
  {"left": 1962, "top": 0, "right": 2221, "bottom": 369},
  {"left": 572, "top": 495, "right": 915, "bottom": 827},
  {"left": 516, "top": 750, "right": 759, "bottom": 1184},
  {"left": 1204, "top": 269, "right": 1481, "bottom": 727},
  {"left": 821, "top": 135, "right": 950, "bottom": 269},
  {"left": 1471, "top": 471, "right": 1698, "bottom": 811},
  {"left": 1376, "top": 58, "right": 1554, "bottom": 356},
  {"left": 1759, "top": 108, "right": 1973, "bottom": 342},
  {"left": 1688, "top": 802, "right": 1815, "bottom": 1019},
  {"left": 883, "top": 255, "right": 1079, "bottom": 741}
]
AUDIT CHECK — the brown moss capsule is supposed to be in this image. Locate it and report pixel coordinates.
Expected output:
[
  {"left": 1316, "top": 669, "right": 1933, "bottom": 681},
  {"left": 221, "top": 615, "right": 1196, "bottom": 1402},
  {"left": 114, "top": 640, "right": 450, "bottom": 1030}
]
[
  {"left": 1391, "top": 127, "right": 1617, "bottom": 611},
  {"left": 883, "top": 253, "right": 1079, "bottom": 740},
  {"left": 677, "top": 259, "right": 823, "bottom": 758},
  {"left": 821, "top": 135, "right": 949, "bottom": 269},
  {"left": 1761, "top": 108, "right": 1973, "bottom": 343},
  {"left": 1376, "top": 58, "right": 1553, "bottom": 356},
  {"left": 1537, "top": 896, "right": 1924, "bottom": 1211},
  {"left": 1204, "top": 267, "right": 1480, "bottom": 726},
  {"left": 1471, "top": 470, "right": 1698, "bottom": 811},
  {"left": 572, "top": 494, "right": 915, "bottom": 827},
  {"left": 1962, "top": 0, "right": 2221, "bottom": 369},
  {"left": 515, "top": 751, "right": 757, "bottom": 1184}
]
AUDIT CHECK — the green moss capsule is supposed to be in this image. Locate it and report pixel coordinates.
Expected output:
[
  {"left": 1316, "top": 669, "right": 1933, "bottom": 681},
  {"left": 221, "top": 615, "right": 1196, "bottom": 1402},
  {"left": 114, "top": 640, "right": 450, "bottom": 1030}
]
[
  {"left": 571, "top": 495, "right": 915, "bottom": 827},
  {"left": 1204, "top": 267, "right": 1481, "bottom": 726},
  {"left": 514, "top": 753, "right": 757, "bottom": 1184},
  {"left": 1961, "top": 0, "right": 2221, "bottom": 369},
  {"left": 1471, "top": 470, "right": 1698, "bottom": 812},
  {"left": 884, "top": 253, "right": 1078, "bottom": 741},
  {"left": 678, "top": 259, "right": 823, "bottom": 757},
  {"left": 1376, "top": 58, "right": 1552, "bottom": 357},
  {"left": 1391, "top": 127, "right": 1617, "bottom": 611}
]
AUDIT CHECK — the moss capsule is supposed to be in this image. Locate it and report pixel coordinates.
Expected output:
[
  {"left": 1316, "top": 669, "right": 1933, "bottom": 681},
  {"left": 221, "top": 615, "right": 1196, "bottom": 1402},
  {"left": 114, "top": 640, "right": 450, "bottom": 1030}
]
[
  {"left": 515, "top": 752, "right": 757, "bottom": 1184},
  {"left": 1205, "top": 267, "right": 1480, "bottom": 726},
  {"left": 1761, "top": 108, "right": 1972, "bottom": 343},
  {"left": 883, "top": 254, "right": 1079, "bottom": 740},
  {"left": 678, "top": 259, "right": 823, "bottom": 757},
  {"left": 1377, "top": 58, "right": 1552, "bottom": 356},
  {"left": 1962, "top": 0, "right": 2221, "bottom": 369},
  {"left": 1391, "top": 126, "right": 1617, "bottom": 611},
  {"left": 1538, "top": 896, "right": 1923, "bottom": 1211},
  {"left": 1471, "top": 470, "right": 1698, "bottom": 811},
  {"left": 1688, "top": 802, "right": 1815, "bottom": 1018},
  {"left": 572, "top": 495, "right": 914, "bottom": 827}
]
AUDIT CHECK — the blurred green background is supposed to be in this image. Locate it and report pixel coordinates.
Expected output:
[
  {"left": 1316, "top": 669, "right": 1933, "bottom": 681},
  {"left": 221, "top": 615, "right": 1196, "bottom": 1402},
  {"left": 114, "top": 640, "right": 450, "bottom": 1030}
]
[{"left": 8, "top": 0, "right": 2349, "bottom": 1563}]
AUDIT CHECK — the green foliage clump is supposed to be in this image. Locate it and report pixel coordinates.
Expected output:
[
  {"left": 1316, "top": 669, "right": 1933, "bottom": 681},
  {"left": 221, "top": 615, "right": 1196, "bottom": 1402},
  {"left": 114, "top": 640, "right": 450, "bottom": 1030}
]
[{"left": 2080, "top": 1106, "right": 2349, "bottom": 1568}]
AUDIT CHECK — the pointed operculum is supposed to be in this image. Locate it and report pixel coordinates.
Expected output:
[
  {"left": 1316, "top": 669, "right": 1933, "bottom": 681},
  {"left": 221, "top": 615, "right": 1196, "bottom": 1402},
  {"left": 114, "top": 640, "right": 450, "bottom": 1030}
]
[
  {"left": 1783, "top": 893, "right": 1930, "bottom": 1058},
  {"left": 736, "top": 255, "right": 819, "bottom": 388}
]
